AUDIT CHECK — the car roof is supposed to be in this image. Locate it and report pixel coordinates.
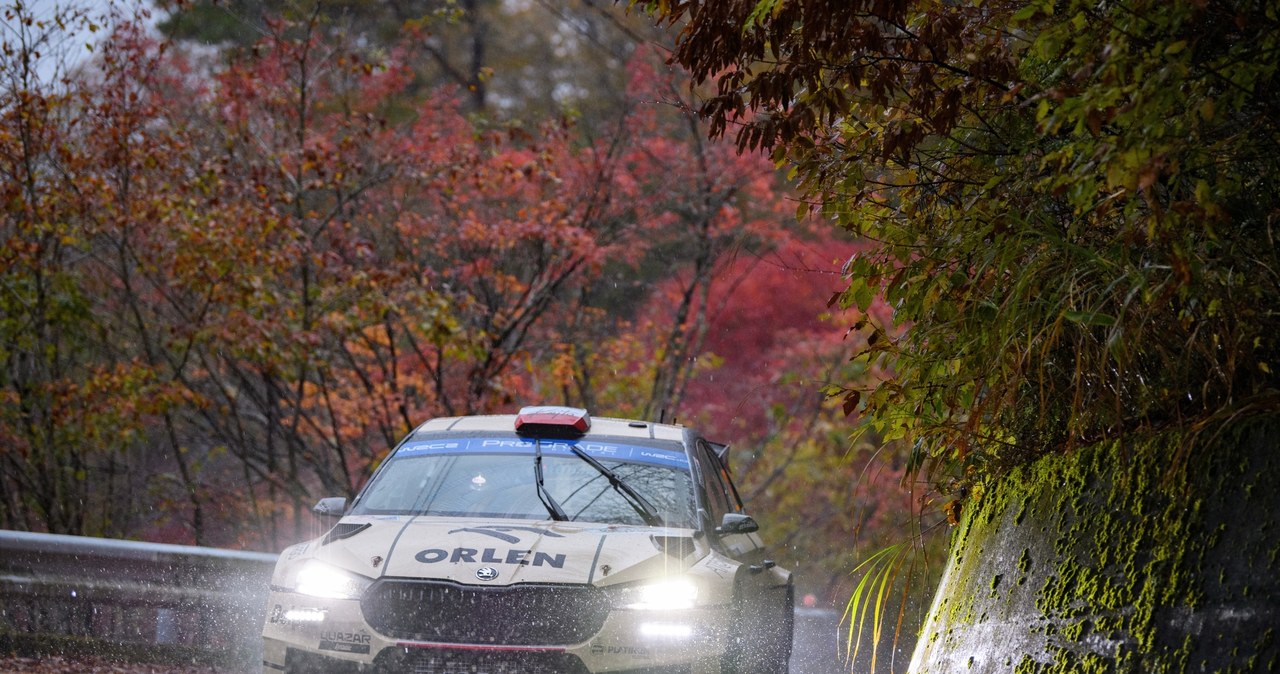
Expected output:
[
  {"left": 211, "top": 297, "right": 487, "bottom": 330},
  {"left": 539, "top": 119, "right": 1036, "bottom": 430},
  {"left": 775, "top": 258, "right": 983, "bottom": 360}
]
[{"left": 411, "top": 414, "right": 689, "bottom": 444}]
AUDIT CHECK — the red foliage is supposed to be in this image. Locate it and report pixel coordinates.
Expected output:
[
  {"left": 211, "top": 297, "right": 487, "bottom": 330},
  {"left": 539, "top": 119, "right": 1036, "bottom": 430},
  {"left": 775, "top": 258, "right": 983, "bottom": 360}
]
[
  {"left": 682, "top": 231, "right": 854, "bottom": 430},
  {"left": 2, "top": 8, "right": 912, "bottom": 588}
]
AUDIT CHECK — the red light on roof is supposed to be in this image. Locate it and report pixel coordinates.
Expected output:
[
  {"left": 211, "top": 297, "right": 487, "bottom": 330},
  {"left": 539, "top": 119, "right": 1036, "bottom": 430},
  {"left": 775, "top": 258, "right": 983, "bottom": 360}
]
[{"left": 515, "top": 406, "right": 591, "bottom": 437}]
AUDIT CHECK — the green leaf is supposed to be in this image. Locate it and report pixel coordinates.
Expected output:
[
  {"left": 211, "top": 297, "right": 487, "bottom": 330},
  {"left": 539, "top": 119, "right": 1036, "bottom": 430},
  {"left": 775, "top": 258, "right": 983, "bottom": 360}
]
[
  {"left": 745, "top": 0, "right": 784, "bottom": 29},
  {"left": 852, "top": 279, "right": 875, "bottom": 312},
  {"left": 1063, "top": 311, "right": 1116, "bottom": 327}
]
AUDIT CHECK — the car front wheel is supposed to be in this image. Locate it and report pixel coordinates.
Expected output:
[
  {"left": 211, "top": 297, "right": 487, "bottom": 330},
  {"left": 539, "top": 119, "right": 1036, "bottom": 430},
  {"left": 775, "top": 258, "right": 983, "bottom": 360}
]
[{"left": 721, "top": 583, "right": 793, "bottom": 674}]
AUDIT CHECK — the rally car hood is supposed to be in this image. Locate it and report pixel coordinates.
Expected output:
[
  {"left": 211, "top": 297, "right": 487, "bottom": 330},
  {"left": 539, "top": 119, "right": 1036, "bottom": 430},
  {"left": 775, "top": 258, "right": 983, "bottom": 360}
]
[{"left": 290, "top": 515, "right": 705, "bottom": 587}]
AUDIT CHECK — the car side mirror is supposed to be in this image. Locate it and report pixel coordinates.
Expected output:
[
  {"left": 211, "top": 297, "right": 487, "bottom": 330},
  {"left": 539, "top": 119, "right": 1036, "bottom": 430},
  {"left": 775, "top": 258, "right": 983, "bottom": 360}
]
[
  {"left": 313, "top": 497, "right": 347, "bottom": 519},
  {"left": 715, "top": 512, "right": 759, "bottom": 536}
]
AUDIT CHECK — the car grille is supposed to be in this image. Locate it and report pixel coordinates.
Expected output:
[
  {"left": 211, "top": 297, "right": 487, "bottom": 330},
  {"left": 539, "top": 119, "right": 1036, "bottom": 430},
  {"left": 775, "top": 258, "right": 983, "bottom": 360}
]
[
  {"left": 362, "top": 579, "right": 614, "bottom": 645},
  {"left": 374, "top": 647, "right": 590, "bottom": 674}
]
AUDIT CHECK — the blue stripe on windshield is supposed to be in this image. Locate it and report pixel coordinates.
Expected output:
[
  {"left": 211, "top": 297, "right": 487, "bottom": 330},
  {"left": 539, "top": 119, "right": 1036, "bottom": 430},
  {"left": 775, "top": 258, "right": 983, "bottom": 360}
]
[{"left": 396, "top": 437, "right": 690, "bottom": 470}]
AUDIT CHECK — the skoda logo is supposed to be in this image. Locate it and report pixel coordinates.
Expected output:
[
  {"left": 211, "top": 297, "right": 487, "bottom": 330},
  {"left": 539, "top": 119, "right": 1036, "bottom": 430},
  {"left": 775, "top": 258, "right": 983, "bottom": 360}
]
[{"left": 475, "top": 567, "right": 499, "bottom": 581}]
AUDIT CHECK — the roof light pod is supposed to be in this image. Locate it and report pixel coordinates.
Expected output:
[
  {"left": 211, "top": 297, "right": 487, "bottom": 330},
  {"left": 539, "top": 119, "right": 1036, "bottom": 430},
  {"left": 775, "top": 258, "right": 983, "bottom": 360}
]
[{"left": 515, "top": 406, "right": 591, "bottom": 437}]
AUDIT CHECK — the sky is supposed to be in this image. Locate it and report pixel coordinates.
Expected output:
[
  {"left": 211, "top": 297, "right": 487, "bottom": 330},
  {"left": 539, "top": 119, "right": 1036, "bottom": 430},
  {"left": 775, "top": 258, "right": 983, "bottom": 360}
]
[{"left": 8, "top": 0, "right": 159, "bottom": 81}]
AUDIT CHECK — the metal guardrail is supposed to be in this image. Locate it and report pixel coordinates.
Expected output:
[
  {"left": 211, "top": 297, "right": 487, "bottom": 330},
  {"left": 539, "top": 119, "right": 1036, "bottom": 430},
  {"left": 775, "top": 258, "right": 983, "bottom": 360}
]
[
  {"left": 0, "top": 529, "right": 278, "bottom": 667},
  {"left": 0, "top": 530, "right": 875, "bottom": 673}
]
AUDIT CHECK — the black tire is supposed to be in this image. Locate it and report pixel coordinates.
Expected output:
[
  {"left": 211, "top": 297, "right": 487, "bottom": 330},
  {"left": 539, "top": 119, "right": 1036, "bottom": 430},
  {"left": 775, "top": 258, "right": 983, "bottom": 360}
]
[
  {"left": 722, "top": 582, "right": 793, "bottom": 674},
  {"left": 774, "top": 582, "right": 795, "bottom": 671}
]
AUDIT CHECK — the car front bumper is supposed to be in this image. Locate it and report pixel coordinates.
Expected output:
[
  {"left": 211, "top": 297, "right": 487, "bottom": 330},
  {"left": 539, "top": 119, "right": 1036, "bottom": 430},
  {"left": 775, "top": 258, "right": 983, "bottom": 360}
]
[{"left": 261, "top": 590, "right": 731, "bottom": 673}]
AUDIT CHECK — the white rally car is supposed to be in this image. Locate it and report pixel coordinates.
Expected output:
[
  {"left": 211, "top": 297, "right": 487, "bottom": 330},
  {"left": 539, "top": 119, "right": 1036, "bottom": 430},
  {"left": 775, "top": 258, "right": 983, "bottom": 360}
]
[{"left": 262, "top": 407, "right": 793, "bottom": 674}]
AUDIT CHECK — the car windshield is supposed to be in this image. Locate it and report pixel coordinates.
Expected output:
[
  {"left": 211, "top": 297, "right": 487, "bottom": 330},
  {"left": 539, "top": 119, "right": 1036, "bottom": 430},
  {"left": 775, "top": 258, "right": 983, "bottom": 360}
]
[{"left": 350, "top": 436, "right": 696, "bottom": 528}]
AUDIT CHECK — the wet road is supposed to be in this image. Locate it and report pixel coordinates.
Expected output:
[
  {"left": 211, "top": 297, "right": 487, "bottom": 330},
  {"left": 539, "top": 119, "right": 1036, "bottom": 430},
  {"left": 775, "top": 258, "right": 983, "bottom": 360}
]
[
  {"left": 791, "top": 608, "right": 846, "bottom": 674},
  {"left": 0, "top": 607, "right": 872, "bottom": 674},
  {"left": 792, "top": 607, "right": 915, "bottom": 674}
]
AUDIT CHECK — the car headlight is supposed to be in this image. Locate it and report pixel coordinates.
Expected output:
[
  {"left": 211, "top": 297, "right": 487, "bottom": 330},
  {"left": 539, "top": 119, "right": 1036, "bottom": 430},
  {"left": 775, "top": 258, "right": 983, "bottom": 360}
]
[
  {"left": 622, "top": 578, "right": 698, "bottom": 610},
  {"left": 293, "top": 560, "right": 372, "bottom": 599}
]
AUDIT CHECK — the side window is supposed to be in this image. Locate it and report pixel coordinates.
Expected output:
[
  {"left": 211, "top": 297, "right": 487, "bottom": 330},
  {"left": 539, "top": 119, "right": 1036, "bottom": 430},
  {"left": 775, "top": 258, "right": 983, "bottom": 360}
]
[
  {"left": 696, "top": 440, "right": 733, "bottom": 519},
  {"left": 720, "top": 462, "right": 746, "bottom": 513}
]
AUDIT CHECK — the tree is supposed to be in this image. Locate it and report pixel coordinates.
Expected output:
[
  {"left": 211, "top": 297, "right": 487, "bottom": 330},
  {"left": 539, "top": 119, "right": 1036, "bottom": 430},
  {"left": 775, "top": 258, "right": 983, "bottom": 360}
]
[
  {"left": 678, "top": 232, "right": 915, "bottom": 596},
  {"left": 0, "top": 1, "right": 178, "bottom": 537},
  {"left": 639, "top": 0, "right": 1280, "bottom": 487},
  {"left": 5, "top": 4, "right": 900, "bottom": 557},
  {"left": 523, "top": 47, "right": 821, "bottom": 422},
  {"left": 155, "top": 0, "right": 665, "bottom": 124},
  {"left": 104, "top": 13, "right": 667, "bottom": 544},
  {"left": 2, "top": 5, "right": 928, "bottom": 614},
  {"left": 3, "top": 2, "right": 618, "bottom": 542}
]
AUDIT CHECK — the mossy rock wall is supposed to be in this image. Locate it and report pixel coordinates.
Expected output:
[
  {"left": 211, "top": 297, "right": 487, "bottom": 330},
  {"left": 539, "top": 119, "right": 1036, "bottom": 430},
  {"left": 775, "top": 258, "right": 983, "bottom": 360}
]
[{"left": 908, "top": 421, "right": 1280, "bottom": 673}]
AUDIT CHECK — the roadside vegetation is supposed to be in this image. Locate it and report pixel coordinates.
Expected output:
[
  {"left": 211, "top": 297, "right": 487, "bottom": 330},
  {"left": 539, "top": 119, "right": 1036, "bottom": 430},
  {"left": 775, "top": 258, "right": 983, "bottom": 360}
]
[
  {"left": 637, "top": 0, "right": 1280, "bottom": 665},
  {"left": 642, "top": 0, "right": 1280, "bottom": 495}
]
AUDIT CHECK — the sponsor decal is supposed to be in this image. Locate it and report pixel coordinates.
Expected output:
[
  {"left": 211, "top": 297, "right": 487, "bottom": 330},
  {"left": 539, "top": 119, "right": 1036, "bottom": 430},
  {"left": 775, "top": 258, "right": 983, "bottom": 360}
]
[
  {"left": 318, "top": 631, "right": 371, "bottom": 655},
  {"left": 318, "top": 642, "right": 370, "bottom": 655},
  {"left": 409, "top": 440, "right": 463, "bottom": 451},
  {"left": 415, "top": 547, "right": 567, "bottom": 569},
  {"left": 704, "top": 556, "right": 735, "bottom": 579},
  {"left": 321, "top": 631, "right": 371, "bottom": 644},
  {"left": 268, "top": 604, "right": 325, "bottom": 629},
  {"left": 447, "top": 525, "right": 566, "bottom": 544},
  {"left": 397, "top": 438, "right": 690, "bottom": 469},
  {"left": 284, "top": 542, "right": 311, "bottom": 561},
  {"left": 589, "top": 643, "right": 652, "bottom": 658}
]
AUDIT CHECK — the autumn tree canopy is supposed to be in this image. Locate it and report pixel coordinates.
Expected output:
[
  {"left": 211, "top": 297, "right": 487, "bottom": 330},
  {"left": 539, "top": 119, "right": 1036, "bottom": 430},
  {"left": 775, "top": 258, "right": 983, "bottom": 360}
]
[
  {"left": 642, "top": 0, "right": 1280, "bottom": 484},
  {"left": 2, "top": 2, "right": 904, "bottom": 591},
  {"left": 155, "top": 0, "right": 665, "bottom": 126}
]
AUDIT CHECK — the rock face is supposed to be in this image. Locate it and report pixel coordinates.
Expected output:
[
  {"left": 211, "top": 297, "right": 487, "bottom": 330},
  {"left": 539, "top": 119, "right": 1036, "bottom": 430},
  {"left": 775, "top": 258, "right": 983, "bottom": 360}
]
[{"left": 908, "top": 421, "right": 1280, "bottom": 673}]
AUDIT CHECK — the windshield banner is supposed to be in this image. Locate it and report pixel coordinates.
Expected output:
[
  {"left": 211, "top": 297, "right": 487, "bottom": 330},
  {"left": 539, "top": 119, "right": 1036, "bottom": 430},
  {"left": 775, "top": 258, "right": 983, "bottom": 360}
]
[{"left": 396, "top": 438, "right": 691, "bottom": 470}]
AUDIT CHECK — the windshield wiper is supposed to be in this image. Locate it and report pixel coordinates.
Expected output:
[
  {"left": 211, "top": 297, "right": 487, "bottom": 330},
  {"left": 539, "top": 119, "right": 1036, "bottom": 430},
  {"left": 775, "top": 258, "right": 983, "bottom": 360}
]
[
  {"left": 534, "top": 439, "right": 569, "bottom": 521},
  {"left": 566, "top": 446, "right": 664, "bottom": 527}
]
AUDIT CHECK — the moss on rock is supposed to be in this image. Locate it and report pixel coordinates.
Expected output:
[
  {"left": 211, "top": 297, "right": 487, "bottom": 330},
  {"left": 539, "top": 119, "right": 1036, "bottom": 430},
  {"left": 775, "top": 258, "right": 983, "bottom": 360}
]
[{"left": 908, "top": 419, "right": 1280, "bottom": 673}]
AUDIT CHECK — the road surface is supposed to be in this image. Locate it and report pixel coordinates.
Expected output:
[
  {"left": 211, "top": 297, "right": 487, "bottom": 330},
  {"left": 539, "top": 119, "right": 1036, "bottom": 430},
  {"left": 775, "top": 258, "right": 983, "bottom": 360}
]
[
  {"left": 792, "top": 607, "right": 847, "bottom": 674},
  {"left": 0, "top": 607, "right": 873, "bottom": 674}
]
